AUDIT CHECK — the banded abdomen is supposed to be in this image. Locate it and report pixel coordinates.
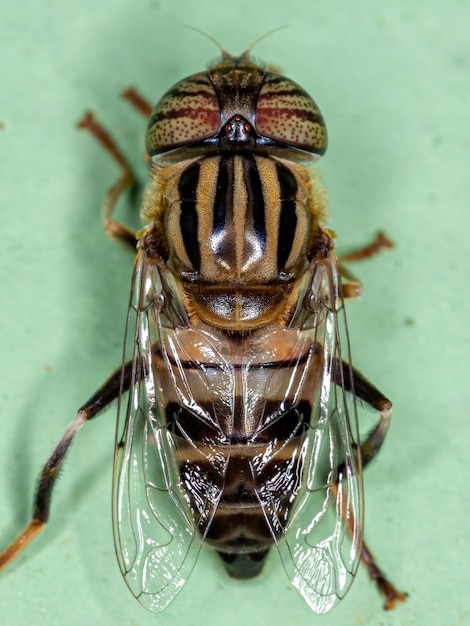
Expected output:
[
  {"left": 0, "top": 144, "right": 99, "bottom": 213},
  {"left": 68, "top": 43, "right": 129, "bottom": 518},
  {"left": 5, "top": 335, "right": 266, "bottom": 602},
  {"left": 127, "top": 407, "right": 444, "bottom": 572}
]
[{"left": 150, "top": 323, "right": 324, "bottom": 578}]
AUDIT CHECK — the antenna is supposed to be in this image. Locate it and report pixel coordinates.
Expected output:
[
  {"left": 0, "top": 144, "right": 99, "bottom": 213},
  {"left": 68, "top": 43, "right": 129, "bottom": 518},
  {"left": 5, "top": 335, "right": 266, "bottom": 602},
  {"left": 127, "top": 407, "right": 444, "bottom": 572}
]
[
  {"left": 182, "top": 24, "right": 288, "bottom": 60},
  {"left": 241, "top": 26, "right": 289, "bottom": 58},
  {"left": 182, "top": 25, "right": 231, "bottom": 59}
]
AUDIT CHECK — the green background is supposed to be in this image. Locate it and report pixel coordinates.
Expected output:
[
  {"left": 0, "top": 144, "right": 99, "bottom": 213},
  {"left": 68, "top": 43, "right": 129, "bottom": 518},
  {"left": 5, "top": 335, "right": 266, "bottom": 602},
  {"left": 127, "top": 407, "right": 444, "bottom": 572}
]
[{"left": 0, "top": 1, "right": 469, "bottom": 624}]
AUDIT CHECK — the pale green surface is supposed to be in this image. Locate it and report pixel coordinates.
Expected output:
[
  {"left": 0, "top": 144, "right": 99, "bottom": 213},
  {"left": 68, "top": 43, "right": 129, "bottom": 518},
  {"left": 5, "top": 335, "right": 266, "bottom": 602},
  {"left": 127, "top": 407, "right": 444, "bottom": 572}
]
[{"left": 0, "top": 1, "right": 469, "bottom": 625}]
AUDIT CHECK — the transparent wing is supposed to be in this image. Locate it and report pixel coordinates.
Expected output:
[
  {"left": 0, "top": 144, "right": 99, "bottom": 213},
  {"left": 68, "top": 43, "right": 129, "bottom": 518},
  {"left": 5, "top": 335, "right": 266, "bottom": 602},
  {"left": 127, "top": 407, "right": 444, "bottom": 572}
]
[
  {"left": 252, "top": 252, "right": 363, "bottom": 614},
  {"left": 112, "top": 248, "right": 226, "bottom": 613}
]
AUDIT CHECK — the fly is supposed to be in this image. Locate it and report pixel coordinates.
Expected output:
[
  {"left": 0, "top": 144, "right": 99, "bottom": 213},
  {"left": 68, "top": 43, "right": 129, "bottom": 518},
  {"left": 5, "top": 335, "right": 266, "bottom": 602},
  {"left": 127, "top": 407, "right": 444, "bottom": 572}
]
[{"left": 0, "top": 41, "right": 407, "bottom": 615}]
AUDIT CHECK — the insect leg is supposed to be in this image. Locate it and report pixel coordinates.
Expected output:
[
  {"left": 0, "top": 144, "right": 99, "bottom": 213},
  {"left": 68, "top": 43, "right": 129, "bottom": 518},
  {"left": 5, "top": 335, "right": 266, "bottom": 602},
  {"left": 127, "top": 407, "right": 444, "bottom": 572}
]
[
  {"left": 0, "top": 360, "right": 133, "bottom": 570},
  {"left": 338, "top": 232, "right": 394, "bottom": 299},
  {"left": 340, "top": 278, "right": 363, "bottom": 300},
  {"left": 339, "top": 231, "right": 394, "bottom": 264},
  {"left": 332, "top": 361, "right": 408, "bottom": 609},
  {"left": 77, "top": 112, "right": 137, "bottom": 250},
  {"left": 121, "top": 88, "right": 153, "bottom": 117}
]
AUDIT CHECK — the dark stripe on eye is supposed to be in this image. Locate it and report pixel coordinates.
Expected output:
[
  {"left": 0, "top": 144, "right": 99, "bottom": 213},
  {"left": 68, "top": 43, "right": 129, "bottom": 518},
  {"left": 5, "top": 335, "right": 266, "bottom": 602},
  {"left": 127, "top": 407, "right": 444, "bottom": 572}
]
[
  {"left": 243, "top": 158, "right": 266, "bottom": 248},
  {"left": 213, "top": 157, "right": 231, "bottom": 235},
  {"left": 178, "top": 161, "right": 201, "bottom": 270},
  {"left": 276, "top": 163, "right": 298, "bottom": 269}
]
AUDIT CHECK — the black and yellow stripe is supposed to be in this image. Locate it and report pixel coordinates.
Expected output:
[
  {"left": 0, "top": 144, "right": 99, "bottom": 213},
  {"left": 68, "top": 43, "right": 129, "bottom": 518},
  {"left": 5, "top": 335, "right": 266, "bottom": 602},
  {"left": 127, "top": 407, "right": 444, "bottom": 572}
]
[{"left": 167, "top": 154, "right": 310, "bottom": 283}]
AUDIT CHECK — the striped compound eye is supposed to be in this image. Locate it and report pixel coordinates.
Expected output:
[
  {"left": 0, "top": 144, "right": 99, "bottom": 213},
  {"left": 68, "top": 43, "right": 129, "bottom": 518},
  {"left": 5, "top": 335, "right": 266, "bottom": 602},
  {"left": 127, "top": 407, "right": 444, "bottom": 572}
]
[
  {"left": 256, "top": 72, "right": 327, "bottom": 155},
  {"left": 146, "top": 72, "right": 220, "bottom": 155}
]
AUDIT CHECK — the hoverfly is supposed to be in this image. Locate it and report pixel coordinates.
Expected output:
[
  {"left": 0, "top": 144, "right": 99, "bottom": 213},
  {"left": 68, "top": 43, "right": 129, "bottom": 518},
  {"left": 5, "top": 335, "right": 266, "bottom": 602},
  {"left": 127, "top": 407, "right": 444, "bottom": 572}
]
[{"left": 0, "top": 43, "right": 407, "bottom": 614}]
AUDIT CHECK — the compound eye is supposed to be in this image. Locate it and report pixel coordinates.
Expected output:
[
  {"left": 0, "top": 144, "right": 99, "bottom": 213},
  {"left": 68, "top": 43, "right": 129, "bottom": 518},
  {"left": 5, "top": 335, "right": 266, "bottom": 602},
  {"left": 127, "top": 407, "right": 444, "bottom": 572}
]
[
  {"left": 256, "top": 72, "right": 327, "bottom": 155},
  {"left": 146, "top": 72, "right": 220, "bottom": 155}
]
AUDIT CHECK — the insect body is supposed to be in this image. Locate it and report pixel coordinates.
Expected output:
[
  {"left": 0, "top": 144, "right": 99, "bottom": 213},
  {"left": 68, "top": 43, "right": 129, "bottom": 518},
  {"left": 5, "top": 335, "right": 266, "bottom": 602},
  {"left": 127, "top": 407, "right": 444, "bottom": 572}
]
[{"left": 0, "top": 48, "right": 406, "bottom": 614}]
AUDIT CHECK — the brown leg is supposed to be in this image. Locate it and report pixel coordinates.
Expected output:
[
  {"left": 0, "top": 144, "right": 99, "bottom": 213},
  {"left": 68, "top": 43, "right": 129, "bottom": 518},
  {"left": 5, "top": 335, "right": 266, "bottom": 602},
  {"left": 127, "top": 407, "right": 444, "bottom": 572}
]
[
  {"left": 332, "top": 360, "right": 407, "bottom": 609},
  {"left": 77, "top": 112, "right": 137, "bottom": 250},
  {"left": 358, "top": 537, "right": 408, "bottom": 610},
  {"left": 340, "top": 279, "right": 363, "bottom": 300},
  {"left": 339, "top": 231, "right": 394, "bottom": 264},
  {"left": 339, "top": 231, "right": 394, "bottom": 299},
  {"left": 0, "top": 361, "right": 134, "bottom": 570},
  {"left": 121, "top": 88, "right": 153, "bottom": 117}
]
